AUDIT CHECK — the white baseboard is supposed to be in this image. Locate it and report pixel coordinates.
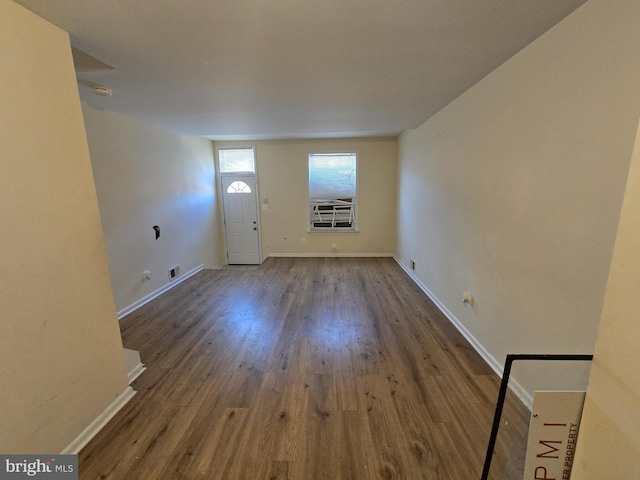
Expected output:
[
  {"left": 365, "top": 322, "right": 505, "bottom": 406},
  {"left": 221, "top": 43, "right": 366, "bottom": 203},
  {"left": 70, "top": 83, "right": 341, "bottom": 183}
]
[
  {"left": 267, "top": 253, "right": 395, "bottom": 258},
  {"left": 61, "top": 386, "right": 136, "bottom": 454},
  {"left": 123, "top": 348, "right": 146, "bottom": 385},
  {"left": 127, "top": 363, "right": 146, "bottom": 385},
  {"left": 393, "top": 256, "right": 533, "bottom": 409},
  {"left": 117, "top": 264, "right": 204, "bottom": 320}
]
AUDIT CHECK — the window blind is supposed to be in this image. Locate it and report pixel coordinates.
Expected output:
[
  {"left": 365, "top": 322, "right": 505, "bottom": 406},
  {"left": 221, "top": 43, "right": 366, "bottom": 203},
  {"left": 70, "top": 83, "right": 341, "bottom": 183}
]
[{"left": 308, "top": 153, "right": 356, "bottom": 200}]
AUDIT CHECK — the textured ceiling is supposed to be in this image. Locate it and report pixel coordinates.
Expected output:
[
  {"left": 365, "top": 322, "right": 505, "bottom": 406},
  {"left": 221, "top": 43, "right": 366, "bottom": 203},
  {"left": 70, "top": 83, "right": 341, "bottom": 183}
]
[{"left": 15, "top": 0, "right": 588, "bottom": 140}]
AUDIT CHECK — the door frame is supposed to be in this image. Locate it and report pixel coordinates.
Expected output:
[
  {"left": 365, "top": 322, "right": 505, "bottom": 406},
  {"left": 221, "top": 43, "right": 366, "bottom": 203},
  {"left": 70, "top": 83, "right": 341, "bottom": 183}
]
[{"left": 216, "top": 146, "right": 263, "bottom": 265}]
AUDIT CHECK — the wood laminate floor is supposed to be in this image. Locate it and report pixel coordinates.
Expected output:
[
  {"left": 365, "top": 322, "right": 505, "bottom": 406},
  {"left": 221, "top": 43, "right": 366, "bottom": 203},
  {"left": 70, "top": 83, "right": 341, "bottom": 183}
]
[{"left": 79, "top": 257, "right": 529, "bottom": 479}]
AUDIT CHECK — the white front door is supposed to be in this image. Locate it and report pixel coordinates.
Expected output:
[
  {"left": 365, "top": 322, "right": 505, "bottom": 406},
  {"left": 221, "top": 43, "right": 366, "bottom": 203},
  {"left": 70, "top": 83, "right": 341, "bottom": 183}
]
[{"left": 221, "top": 174, "right": 260, "bottom": 264}]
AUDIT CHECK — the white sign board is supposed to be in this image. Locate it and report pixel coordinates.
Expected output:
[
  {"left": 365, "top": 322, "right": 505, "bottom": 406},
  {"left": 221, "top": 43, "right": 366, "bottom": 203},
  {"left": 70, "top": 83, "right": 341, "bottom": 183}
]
[{"left": 523, "top": 391, "right": 586, "bottom": 480}]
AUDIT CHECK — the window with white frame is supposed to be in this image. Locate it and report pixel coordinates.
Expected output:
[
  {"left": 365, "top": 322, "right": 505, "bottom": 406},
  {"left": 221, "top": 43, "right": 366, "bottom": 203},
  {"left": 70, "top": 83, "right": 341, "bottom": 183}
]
[
  {"left": 308, "top": 152, "right": 357, "bottom": 231},
  {"left": 218, "top": 147, "right": 256, "bottom": 173}
]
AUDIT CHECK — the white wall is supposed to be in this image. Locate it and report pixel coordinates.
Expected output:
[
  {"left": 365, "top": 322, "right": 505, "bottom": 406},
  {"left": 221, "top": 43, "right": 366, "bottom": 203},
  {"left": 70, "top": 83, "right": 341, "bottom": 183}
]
[
  {"left": 397, "top": 0, "right": 640, "bottom": 400},
  {"left": 572, "top": 118, "right": 640, "bottom": 477},
  {"left": 214, "top": 137, "right": 397, "bottom": 258},
  {"left": 0, "top": 0, "right": 129, "bottom": 453},
  {"left": 83, "top": 105, "right": 224, "bottom": 314}
]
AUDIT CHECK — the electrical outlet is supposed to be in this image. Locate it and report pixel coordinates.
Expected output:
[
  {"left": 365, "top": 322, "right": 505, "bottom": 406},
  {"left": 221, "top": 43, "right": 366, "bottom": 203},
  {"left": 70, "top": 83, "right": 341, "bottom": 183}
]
[
  {"left": 410, "top": 259, "right": 415, "bottom": 270},
  {"left": 331, "top": 243, "right": 337, "bottom": 252},
  {"left": 301, "top": 237, "right": 306, "bottom": 244}
]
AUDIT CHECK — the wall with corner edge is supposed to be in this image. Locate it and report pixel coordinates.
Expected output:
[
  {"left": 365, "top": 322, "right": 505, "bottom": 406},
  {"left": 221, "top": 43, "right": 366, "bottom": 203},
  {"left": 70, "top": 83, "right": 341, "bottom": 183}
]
[
  {"left": 83, "top": 104, "right": 224, "bottom": 313},
  {"left": 396, "top": 0, "right": 640, "bottom": 399},
  {"left": 572, "top": 116, "right": 640, "bottom": 477},
  {"left": 0, "top": 0, "right": 130, "bottom": 453}
]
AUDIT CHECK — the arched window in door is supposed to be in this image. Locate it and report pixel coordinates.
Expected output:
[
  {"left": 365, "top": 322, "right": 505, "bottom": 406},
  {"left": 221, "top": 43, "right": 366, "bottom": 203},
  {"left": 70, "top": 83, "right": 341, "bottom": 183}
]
[{"left": 226, "top": 181, "right": 252, "bottom": 193}]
